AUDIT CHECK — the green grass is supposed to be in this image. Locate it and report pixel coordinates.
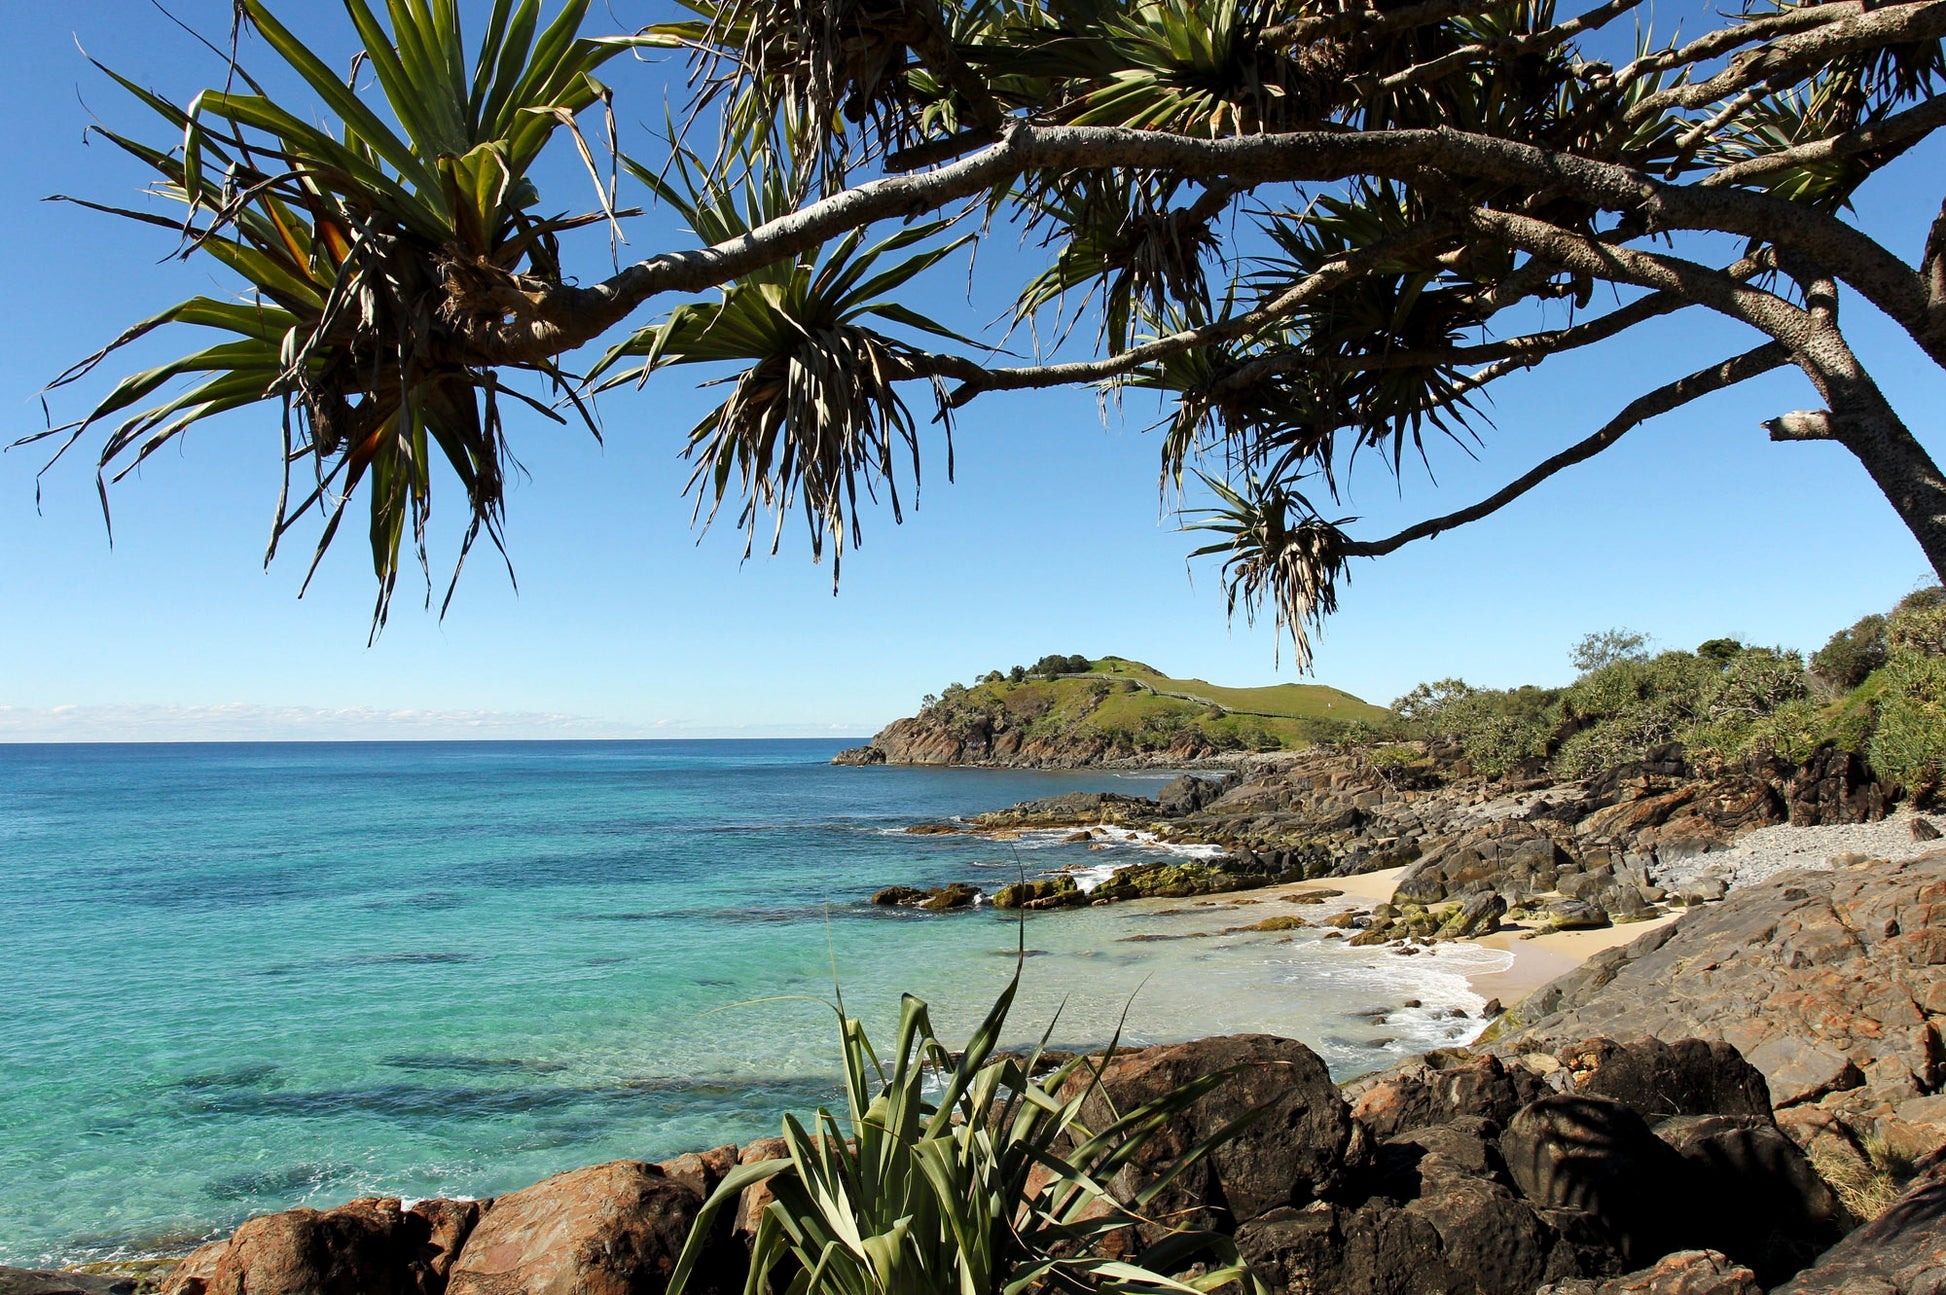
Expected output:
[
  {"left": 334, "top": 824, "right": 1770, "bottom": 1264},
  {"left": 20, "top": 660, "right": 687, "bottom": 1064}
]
[{"left": 1086, "top": 657, "right": 1394, "bottom": 723}]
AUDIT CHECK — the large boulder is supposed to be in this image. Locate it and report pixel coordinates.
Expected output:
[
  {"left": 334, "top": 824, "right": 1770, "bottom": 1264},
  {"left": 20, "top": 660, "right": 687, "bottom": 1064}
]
[
  {"left": 1237, "top": 1118, "right": 1603, "bottom": 1293},
  {"left": 1069, "top": 1035, "right": 1356, "bottom": 1235},
  {"left": 1158, "top": 775, "right": 1229, "bottom": 816},
  {"left": 1655, "top": 1116, "right": 1850, "bottom": 1283},
  {"left": 447, "top": 1162, "right": 701, "bottom": 1295},
  {"left": 1773, "top": 1152, "right": 1946, "bottom": 1293},
  {"left": 163, "top": 1197, "right": 480, "bottom": 1295},
  {"left": 1553, "top": 1038, "right": 1772, "bottom": 1123},
  {"left": 1500, "top": 1095, "right": 1696, "bottom": 1269}
]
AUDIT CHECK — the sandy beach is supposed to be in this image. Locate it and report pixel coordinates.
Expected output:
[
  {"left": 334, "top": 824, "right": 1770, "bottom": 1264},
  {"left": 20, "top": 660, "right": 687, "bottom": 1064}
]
[{"left": 1244, "top": 865, "right": 1683, "bottom": 1011}]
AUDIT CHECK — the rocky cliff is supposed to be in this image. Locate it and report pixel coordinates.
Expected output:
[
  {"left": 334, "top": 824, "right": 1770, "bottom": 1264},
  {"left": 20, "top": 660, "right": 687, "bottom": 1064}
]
[{"left": 833, "top": 709, "right": 1234, "bottom": 768}]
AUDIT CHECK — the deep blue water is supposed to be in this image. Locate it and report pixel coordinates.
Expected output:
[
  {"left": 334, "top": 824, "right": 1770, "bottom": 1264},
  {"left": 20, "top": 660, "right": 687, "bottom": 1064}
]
[{"left": 0, "top": 740, "right": 1496, "bottom": 1266}]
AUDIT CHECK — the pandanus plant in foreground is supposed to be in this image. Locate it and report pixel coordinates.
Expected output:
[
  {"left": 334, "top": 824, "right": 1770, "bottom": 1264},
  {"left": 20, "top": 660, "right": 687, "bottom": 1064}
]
[
  {"left": 669, "top": 972, "right": 1265, "bottom": 1295},
  {"left": 31, "top": 0, "right": 654, "bottom": 630}
]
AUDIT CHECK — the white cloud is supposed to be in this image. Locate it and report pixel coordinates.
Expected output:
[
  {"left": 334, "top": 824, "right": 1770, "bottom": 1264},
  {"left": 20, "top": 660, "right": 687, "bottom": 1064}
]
[{"left": 0, "top": 703, "right": 876, "bottom": 742}]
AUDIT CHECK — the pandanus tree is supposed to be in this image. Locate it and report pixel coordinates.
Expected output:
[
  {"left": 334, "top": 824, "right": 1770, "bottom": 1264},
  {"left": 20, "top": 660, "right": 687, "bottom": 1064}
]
[{"left": 31, "top": 0, "right": 1946, "bottom": 662}]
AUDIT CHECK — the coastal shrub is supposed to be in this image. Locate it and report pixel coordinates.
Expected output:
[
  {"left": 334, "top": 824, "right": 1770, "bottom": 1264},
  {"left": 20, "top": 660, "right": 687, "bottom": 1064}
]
[
  {"left": 1392, "top": 680, "right": 1554, "bottom": 776},
  {"left": 667, "top": 975, "right": 1260, "bottom": 1295},
  {"left": 1569, "top": 628, "right": 1651, "bottom": 672},
  {"left": 1031, "top": 653, "right": 1092, "bottom": 678},
  {"left": 1871, "top": 650, "right": 1946, "bottom": 797},
  {"left": 1888, "top": 589, "right": 1946, "bottom": 658},
  {"left": 1696, "top": 637, "right": 1745, "bottom": 664},
  {"left": 1709, "top": 647, "right": 1809, "bottom": 722},
  {"left": 1008, "top": 665, "right": 1028, "bottom": 684}
]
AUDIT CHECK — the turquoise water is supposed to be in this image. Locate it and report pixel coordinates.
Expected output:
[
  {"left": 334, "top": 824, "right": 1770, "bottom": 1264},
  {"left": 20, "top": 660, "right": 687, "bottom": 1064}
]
[{"left": 0, "top": 740, "right": 1500, "bottom": 1266}]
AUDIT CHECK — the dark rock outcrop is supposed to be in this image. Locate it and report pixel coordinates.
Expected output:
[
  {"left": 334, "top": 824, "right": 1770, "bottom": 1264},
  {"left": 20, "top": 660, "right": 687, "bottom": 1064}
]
[
  {"left": 1500, "top": 1095, "right": 1695, "bottom": 1269},
  {"left": 1774, "top": 1151, "right": 1946, "bottom": 1293},
  {"left": 869, "top": 882, "right": 981, "bottom": 910},
  {"left": 1, "top": 1270, "right": 146, "bottom": 1295},
  {"left": 1069, "top": 1035, "right": 1357, "bottom": 1237}
]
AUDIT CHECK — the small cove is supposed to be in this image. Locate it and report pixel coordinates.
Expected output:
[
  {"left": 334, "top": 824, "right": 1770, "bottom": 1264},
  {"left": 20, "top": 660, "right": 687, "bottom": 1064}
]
[{"left": 0, "top": 739, "right": 1493, "bottom": 1267}]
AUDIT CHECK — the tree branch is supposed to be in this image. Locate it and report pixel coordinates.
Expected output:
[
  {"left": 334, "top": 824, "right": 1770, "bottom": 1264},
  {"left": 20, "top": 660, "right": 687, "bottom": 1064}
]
[
  {"left": 468, "top": 121, "right": 1935, "bottom": 369},
  {"left": 1628, "top": 0, "right": 1946, "bottom": 120},
  {"left": 1611, "top": 0, "right": 1866, "bottom": 92},
  {"left": 1461, "top": 207, "right": 1814, "bottom": 345},
  {"left": 1341, "top": 341, "right": 1790, "bottom": 556},
  {"left": 1765, "top": 409, "right": 1838, "bottom": 441},
  {"left": 908, "top": 217, "right": 1464, "bottom": 403},
  {"left": 1700, "top": 91, "right": 1946, "bottom": 190}
]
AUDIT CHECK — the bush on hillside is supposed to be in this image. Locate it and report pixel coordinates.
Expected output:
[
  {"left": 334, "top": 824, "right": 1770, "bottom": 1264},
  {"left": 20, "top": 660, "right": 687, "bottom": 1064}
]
[
  {"left": 1030, "top": 653, "right": 1092, "bottom": 677},
  {"left": 1871, "top": 652, "right": 1946, "bottom": 797},
  {"left": 1396, "top": 641, "right": 1816, "bottom": 780},
  {"left": 1868, "top": 587, "right": 1946, "bottom": 798},
  {"left": 1812, "top": 614, "right": 1889, "bottom": 693}
]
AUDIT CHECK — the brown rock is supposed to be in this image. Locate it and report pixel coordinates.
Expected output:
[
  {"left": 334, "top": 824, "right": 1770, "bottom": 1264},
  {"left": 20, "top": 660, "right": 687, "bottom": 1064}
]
[
  {"left": 1536, "top": 1249, "right": 1762, "bottom": 1294},
  {"left": 157, "top": 1242, "right": 226, "bottom": 1295},
  {"left": 447, "top": 1162, "right": 701, "bottom": 1295},
  {"left": 732, "top": 1137, "right": 789, "bottom": 1240},
  {"left": 182, "top": 1197, "right": 464, "bottom": 1295},
  {"left": 1068, "top": 1035, "right": 1356, "bottom": 1234},
  {"left": 1345, "top": 1052, "right": 1547, "bottom": 1141},
  {"left": 654, "top": 1146, "right": 737, "bottom": 1203},
  {"left": 1745, "top": 1038, "right": 1864, "bottom": 1107}
]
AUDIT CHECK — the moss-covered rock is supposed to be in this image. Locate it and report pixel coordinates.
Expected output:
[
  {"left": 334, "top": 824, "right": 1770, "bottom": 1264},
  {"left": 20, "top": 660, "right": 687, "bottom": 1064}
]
[
  {"left": 1090, "top": 860, "right": 1263, "bottom": 902},
  {"left": 991, "top": 877, "right": 1083, "bottom": 909},
  {"left": 1222, "top": 914, "right": 1310, "bottom": 934}
]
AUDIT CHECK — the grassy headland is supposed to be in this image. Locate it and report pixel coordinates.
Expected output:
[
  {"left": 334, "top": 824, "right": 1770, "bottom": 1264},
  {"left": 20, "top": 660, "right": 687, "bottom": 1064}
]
[{"left": 896, "top": 653, "right": 1395, "bottom": 760}]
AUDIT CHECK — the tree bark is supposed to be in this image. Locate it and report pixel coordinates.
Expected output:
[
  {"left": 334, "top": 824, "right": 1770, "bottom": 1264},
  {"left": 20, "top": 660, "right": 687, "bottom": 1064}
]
[
  {"left": 1787, "top": 328, "right": 1946, "bottom": 580},
  {"left": 1831, "top": 404, "right": 1946, "bottom": 582}
]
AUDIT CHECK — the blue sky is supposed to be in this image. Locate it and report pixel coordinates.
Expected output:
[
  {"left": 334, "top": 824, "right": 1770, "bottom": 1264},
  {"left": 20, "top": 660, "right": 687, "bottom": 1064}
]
[{"left": 2, "top": 1, "right": 1941, "bottom": 740}]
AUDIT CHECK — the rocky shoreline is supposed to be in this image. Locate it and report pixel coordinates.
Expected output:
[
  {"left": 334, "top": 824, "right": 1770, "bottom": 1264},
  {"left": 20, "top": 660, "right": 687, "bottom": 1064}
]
[
  {"left": 19, "top": 851, "right": 1946, "bottom": 1295},
  {"left": 862, "top": 741, "right": 1920, "bottom": 944}
]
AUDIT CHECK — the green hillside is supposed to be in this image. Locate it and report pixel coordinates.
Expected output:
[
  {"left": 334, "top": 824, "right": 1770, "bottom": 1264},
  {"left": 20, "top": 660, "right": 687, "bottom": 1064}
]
[
  {"left": 1085, "top": 657, "right": 1394, "bottom": 724},
  {"left": 916, "top": 655, "right": 1396, "bottom": 755}
]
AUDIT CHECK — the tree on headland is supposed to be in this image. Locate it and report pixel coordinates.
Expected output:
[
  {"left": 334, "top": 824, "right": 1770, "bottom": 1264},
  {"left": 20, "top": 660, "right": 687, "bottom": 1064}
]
[
  {"left": 1570, "top": 628, "right": 1652, "bottom": 673},
  {"left": 28, "top": 0, "right": 1946, "bottom": 663}
]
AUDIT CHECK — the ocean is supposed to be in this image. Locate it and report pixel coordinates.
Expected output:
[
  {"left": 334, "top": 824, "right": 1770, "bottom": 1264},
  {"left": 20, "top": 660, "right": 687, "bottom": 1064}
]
[{"left": 0, "top": 739, "right": 1503, "bottom": 1267}]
